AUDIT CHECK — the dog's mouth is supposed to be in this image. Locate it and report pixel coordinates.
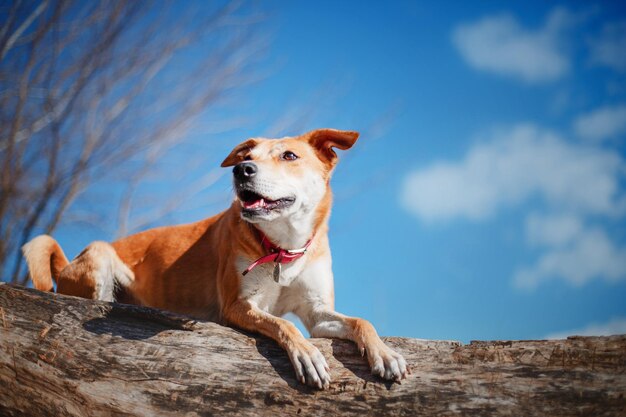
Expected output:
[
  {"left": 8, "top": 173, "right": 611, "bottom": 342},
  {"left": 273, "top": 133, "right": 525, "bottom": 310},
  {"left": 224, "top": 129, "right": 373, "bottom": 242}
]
[{"left": 237, "top": 189, "right": 295, "bottom": 214}]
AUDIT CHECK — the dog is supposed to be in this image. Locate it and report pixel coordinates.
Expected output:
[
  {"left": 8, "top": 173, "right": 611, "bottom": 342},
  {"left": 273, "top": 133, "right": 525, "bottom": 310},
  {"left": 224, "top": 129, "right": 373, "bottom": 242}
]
[{"left": 23, "top": 128, "right": 408, "bottom": 388}]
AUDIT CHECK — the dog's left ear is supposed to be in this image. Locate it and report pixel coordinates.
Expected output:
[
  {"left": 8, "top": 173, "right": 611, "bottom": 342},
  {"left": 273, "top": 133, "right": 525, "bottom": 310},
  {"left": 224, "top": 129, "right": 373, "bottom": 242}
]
[
  {"left": 305, "top": 129, "right": 359, "bottom": 165},
  {"left": 221, "top": 139, "right": 259, "bottom": 167}
]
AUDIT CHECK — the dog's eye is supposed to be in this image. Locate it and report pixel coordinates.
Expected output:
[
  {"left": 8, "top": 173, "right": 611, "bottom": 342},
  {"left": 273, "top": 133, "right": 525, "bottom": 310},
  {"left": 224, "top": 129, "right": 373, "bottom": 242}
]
[
  {"left": 281, "top": 151, "right": 298, "bottom": 161},
  {"left": 243, "top": 155, "right": 252, "bottom": 161}
]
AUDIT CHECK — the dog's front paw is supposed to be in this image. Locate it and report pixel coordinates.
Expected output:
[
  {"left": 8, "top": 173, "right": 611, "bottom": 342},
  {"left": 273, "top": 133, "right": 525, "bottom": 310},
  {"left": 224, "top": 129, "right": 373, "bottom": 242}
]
[
  {"left": 287, "top": 340, "right": 331, "bottom": 389},
  {"left": 362, "top": 341, "right": 409, "bottom": 382}
]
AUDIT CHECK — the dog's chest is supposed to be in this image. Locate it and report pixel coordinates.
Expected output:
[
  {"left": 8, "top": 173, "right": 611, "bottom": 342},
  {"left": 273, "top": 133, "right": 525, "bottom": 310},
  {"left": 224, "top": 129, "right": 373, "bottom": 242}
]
[{"left": 236, "top": 256, "right": 309, "bottom": 315}]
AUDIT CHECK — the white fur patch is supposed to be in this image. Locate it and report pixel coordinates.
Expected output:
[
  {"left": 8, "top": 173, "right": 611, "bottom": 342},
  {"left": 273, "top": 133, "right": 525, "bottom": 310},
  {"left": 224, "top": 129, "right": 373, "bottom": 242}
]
[
  {"left": 278, "top": 257, "right": 334, "bottom": 316},
  {"left": 237, "top": 253, "right": 335, "bottom": 322},
  {"left": 85, "top": 242, "right": 134, "bottom": 302}
]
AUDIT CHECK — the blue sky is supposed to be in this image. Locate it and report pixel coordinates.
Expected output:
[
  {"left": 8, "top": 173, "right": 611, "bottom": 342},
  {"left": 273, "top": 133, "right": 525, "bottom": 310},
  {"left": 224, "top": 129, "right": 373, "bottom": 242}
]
[{"left": 57, "top": 1, "right": 626, "bottom": 342}]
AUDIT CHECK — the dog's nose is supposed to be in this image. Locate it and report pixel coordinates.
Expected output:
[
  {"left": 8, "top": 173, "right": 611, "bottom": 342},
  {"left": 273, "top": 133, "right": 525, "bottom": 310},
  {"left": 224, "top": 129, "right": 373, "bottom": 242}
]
[{"left": 233, "top": 162, "right": 258, "bottom": 181}]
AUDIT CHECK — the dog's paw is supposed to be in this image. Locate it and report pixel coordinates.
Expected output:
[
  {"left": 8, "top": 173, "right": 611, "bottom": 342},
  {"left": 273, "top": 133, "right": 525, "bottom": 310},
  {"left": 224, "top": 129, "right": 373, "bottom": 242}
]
[
  {"left": 362, "top": 342, "right": 409, "bottom": 382},
  {"left": 287, "top": 341, "right": 331, "bottom": 389}
]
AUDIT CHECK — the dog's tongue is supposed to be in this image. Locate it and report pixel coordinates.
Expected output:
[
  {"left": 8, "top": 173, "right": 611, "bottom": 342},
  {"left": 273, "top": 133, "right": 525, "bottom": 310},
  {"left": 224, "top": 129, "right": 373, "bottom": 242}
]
[{"left": 243, "top": 198, "right": 266, "bottom": 209}]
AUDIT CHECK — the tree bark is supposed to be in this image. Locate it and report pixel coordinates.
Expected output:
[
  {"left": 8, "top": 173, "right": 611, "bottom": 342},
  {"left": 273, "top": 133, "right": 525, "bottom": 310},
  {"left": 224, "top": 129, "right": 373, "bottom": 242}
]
[{"left": 0, "top": 283, "right": 624, "bottom": 416}]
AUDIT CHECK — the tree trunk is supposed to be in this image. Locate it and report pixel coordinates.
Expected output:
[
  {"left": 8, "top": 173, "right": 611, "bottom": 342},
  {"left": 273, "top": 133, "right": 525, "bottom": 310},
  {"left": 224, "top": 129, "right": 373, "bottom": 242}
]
[{"left": 0, "top": 283, "right": 624, "bottom": 416}]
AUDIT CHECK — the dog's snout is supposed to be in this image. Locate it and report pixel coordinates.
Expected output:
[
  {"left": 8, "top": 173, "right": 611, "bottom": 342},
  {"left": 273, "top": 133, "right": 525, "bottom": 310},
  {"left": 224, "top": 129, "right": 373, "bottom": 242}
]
[{"left": 233, "top": 162, "right": 258, "bottom": 181}]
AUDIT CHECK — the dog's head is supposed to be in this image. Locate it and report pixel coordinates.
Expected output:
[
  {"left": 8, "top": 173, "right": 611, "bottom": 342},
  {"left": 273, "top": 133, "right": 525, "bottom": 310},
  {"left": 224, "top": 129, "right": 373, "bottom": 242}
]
[{"left": 221, "top": 128, "right": 359, "bottom": 224}]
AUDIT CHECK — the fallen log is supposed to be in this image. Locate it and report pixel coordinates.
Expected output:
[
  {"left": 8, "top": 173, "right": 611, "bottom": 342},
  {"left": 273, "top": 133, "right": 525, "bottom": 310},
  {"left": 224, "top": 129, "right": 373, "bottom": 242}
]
[{"left": 0, "top": 283, "right": 624, "bottom": 416}]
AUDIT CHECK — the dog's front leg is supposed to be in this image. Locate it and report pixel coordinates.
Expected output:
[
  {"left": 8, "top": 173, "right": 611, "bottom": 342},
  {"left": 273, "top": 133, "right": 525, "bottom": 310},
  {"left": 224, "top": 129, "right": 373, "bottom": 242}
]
[
  {"left": 223, "top": 300, "right": 331, "bottom": 389},
  {"left": 303, "top": 309, "right": 409, "bottom": 382}
]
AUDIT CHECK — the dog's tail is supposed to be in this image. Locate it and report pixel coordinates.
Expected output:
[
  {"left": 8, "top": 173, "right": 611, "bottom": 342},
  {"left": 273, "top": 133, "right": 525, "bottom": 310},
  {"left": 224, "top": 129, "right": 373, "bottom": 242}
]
[{"left": 22, "top": 235, "right": 69, "bottom": 292}]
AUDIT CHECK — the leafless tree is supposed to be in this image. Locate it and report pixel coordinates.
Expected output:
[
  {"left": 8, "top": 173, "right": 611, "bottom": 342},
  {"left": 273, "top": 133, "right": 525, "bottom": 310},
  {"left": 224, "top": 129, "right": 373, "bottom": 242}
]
[{"left": 0, "top": 0, "right": 266, "bottom": 284}]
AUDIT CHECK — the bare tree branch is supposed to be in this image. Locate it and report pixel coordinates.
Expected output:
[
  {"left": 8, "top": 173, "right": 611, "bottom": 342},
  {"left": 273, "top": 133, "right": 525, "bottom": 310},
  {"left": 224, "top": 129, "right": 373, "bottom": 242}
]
[
  {"left": 0, "top": 0, "right": 48, "bottom": 60},
  {"left": 0, "top": 0, "right": 267, "bottom": 282}
]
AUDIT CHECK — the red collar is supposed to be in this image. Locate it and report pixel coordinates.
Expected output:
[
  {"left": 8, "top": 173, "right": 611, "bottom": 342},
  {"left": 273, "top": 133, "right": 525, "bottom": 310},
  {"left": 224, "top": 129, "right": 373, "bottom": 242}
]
[{"left": 242, "top": 230, "right": 313, "bottom": 276}]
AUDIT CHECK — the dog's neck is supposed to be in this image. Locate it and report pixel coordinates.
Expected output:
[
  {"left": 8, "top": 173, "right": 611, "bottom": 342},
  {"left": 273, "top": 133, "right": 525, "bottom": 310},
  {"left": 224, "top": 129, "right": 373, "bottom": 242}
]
[{"left": 254, "top": 209, "right": 317, "bottom": 249}]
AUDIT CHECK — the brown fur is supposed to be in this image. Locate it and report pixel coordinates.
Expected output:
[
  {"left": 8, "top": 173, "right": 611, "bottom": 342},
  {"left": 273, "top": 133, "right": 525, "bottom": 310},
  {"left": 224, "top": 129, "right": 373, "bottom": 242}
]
[
  {"left": 21, "top": 128, "right": 408, "bottom": 387},
  {"left": 22, "top": 129, "right": 356, "bottom": 321}
]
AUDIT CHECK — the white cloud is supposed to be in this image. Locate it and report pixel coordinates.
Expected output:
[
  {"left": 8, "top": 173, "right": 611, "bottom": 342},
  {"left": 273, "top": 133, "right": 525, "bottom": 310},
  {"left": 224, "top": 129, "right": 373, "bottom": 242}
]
[
  {"left": 525, "top": 213, "right": 582, "bottom": 247},
  {"left": 589, "top": 21, "right": 626, "bottom": 72},
  {"left": 401, "top": 124, "right": 626, "bottom": 289},
  {"left": 401, "top": 124, "right": 624, "bottom": 222},
  {"left": 574, "top": 105, "right": 626, "bottom": 141},
  {"left": 514, "top": 223, "right": 626, "bottom": 289},
  {"left": 545, "top": 317, "right": 626, "bottom": 339},
  {"left": 452, "top": 8, "right": 573, "bottom": 82}
]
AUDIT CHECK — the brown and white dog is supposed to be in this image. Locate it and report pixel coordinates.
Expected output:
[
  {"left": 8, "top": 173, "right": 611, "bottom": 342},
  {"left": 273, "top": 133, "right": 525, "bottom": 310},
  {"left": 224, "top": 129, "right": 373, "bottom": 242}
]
[{"left": 22, "top": 128, "right": 408, "bottom": 389}]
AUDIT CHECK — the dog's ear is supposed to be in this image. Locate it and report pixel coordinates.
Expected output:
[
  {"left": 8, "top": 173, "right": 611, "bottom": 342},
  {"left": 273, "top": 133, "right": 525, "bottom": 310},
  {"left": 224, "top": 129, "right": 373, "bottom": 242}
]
[
  {"left": 305, "top": 129, "right": 359, "bottom": 164},
  {"left": 221, "top": 139, "right": 259, "bottom": 167}
]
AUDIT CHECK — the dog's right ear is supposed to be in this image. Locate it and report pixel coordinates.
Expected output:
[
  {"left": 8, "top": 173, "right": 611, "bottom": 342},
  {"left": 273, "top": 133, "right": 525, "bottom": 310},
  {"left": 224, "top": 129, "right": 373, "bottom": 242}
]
[{"left": 221, "top": 139, "right": 259, "bottom": 167}]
